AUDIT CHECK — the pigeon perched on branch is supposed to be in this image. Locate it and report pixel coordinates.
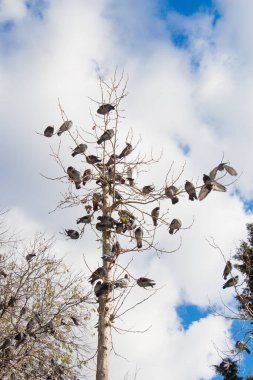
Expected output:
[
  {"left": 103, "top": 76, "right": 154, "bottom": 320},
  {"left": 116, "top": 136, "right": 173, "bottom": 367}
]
[
  {"left": 106, "top": 154, "right": 119, "bottom": 166},
  {"left": 89, "top": 267, "right": 107, "bottom": 285},
  {"left": 169, "top": 219, "right": 182, "bottom": 234},
  {"left": 185, "top": 181, "right": 197, "bottom": 201},
  {"left": 222, "top": 275, "right": 238, "bottom": 289},
  {"left": 92, "top": 193, "right": 102, "bottom": 211},
  {"left": 119, "top": 143, "right": 133, "bottom": 159},
  {"left": 142, "top": 185, "right": 154, "bottom": 194},
  {"left": 97, "top": 129, "right": 114, "bottom": 144},
  {"left": 151, "top": 207, "right": 160, "bottom": 226},
  {"left": 44, "top": 126, "right": 54, "bottom": 137},
  {"left": 165, "top": 186, "right": 179, "bottom": 204},
  {"left": 114, "top": 274, "right": 130, "bottom": 289},
  {"left": 72, "top": 143, "right": 87, "bottom": 157},
  {"left": 86, "top": 155, "right": 102, "bottom": 165},
  {"left": 223, "top": 261, "right": 232, "bottom": 280},
  {"left": 76, "top": 215, "right": 92, "bottom": 224},
  {"left": 135, "top": 227, "right": 143, "bottom": 248},
  {"left": 26, "top": 253, "right": 36, "bottom": 262},
  {"left": 57, "top": 120, "right": 73, "bottom": 136},
  {"left": 94, "top": 281, "right": 113, "bottom": 298},
  {"left": 137, "top": 277, "right": 156, "bottom": 288},
  {"left": 82, "top": 169, "right": 92, "bottom": 185},
  {"left": 127, "top": 166, "right": 137, "bottom": 186},
  {"left": 97, "top": 104, "right": 115, "bottom": 115},
  {"left": 67, "top": 166, "right": 82, "bottom": 189}
]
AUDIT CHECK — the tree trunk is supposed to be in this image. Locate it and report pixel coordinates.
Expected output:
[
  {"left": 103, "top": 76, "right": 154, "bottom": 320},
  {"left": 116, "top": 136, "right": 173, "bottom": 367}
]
[{"left": 96, "top": 184, "right": 112, "bottom": 380}]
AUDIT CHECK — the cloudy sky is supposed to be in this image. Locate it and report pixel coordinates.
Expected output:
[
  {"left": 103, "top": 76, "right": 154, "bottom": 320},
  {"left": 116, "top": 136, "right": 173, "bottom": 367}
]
[{"left": 1, "top": 0, "right": 253, "bottom": 379}]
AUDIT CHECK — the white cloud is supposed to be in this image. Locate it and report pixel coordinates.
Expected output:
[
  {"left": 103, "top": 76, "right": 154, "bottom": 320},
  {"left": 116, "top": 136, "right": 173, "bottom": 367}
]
[{"left": 0, "top": 0, "right": 27, "bottom": 22}]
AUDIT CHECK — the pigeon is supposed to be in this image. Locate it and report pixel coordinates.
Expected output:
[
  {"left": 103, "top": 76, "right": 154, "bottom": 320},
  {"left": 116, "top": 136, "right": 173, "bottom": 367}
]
[
  {"left": 71, "top": 316, "right": 80, "bottom": 326},
  {"left": 114, "top": 274, "right": 130, "bottom": 289},
  {"left": 119, "top": 143, "right": 133, "bottom": 159},
  {"left": 0, "top": 269, "right": 7, "bottom": 277},
  {"left": 125, "top": 218, "right": 136, "bottom": 231},
  {"left": 151, "top": 207, "right": 160, "bottom": 226},
  {"left": 114, "top": 190, "right": 123, "bottom": 200},
  {"left": 26, "top": 253, "right": 36, "bottom": 262},
  {"left": 107, "top": 167, "right": 125, "bottom": 183},
  {"left": 97, "top": 129, "right": 114, "bottom": 144},
  {"left": 67, "top": 166, "right": 82, "bottom": 189},
  {"left": 209, "top": 163, "right": 238, "bottom": 180},
  {"left": 97, "top": 104, "right": 115, "bottom": 115},
  {"left": 97, "top": 215, "right": 116, "bottom": 224},
  {"left": 127, "top": 166, "right": 137, "bottom": 186},
  {"left": 165, "top": 186, "right": 179, "bottom": 204},
  {"left": 82, "top": 169, "right": 92, "bottom": 185},
  {"left": 76, "top": 215, "right": 92, "bottom": 224},
  {"left": 115, "top": 222, "right": 124, "bottom": 234},
  {"left": 142, "top": 185, "right": 154, "bottom": 194},
  {"left": 169, "top": 219, "right": 182, "bottom": 234},
  {"left": 94, "top": 281, "right": 113, "bottom": 298},
  {"left": 57, "top": 120, "right": 73, "bottom": 136},
  {"left": 106, "top": 154, "right": 119, "bottom": 166},
  {"left": 137, "top": 277, "right": 156, "bottom": 288},
  {"left": 44, "top": 126, "right": 54, "bottom": 137},
  {"left": 236, "top": 340, "right": 251, "bottom": 354},
  {"left": 72, "top": 143, "right": 87, "bottom": 157},
  {"left": 222, "top": 275, "right": 239, "bottom": 289},
  {"left": 185, "top": 181, "right": 197, "bottom": 201},
  {"left": 223, "top": 261, "right": 232, "bottom": 280},
  {"left": 92, "top": 193, "right": 102, "bottom": 211},
  {"left": 111, "top": 241, "right": 121, "bottom": 255},
  {"left": 135, "top": 227, "right": 143, "bottom": 248},
  {"left": 86, "top": 155, "right": 102, "bottom": 165},
  {"left": 89, "top": 267, "right": 107, "bottom": 285},
  {"left": 96, "top": 222, "right": 113, "bottom": 231},
  {"left": 198, "top": 174, "right": 226, "bottom": 201},
  {"left": 65, "top": 229, "right": 79, "bottom": 239}
]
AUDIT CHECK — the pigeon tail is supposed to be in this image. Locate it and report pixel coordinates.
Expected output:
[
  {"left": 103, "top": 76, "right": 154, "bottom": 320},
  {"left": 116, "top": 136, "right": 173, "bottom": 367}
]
[
  {"left": 189, "top": 194, "right": 197, "bottom": 201},
  {"left": 172, "top": 197, "right": 179, "bottom": 204},
  {"left": 137, "top": 242, "right": 142, "bottom": 248},
  {"left": 57, "top": 131, "right": 62, "bottom": 136}
]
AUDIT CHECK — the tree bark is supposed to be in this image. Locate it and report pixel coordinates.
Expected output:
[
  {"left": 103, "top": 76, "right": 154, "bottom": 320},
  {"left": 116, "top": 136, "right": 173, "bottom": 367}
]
[{"left": 96, "top": 184, "right": 112, "bottom": 380}]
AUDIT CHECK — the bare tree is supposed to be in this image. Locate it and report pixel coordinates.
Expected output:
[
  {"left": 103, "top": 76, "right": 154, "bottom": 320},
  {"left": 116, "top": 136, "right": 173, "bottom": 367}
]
[
  {"left": 0, "top": 221, "right": 93, "bottom": 380},
  {"left": 41, "top": 71, "right": 237, "bottom": 380}
]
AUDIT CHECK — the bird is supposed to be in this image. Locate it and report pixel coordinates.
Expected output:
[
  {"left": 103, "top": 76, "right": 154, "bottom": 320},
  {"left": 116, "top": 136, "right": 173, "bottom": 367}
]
[
  {"left": 94, "top": 281, "right": 113, "bottom": 298},
  {"left": 119, "top": 143, "right": 133, "bottom": 159},
  {"left": 82, "top": 169, "right": 92, "bottom": 185},
  {"left": 125, "top": 218, "right": 136, "bottom": 231},
  {"left": 114, "top": 274, "right": 130, "bottom": 289},
  {"left": 67, "top": 166, "right": 82, "bottom": 189},
  {"left": 97, "top": 215, "right": 116, "bottom": 224},
  {"left": 107, "top": 167, "right": 125, "bottom": 183},
  {"left": 111, "top": 241, "right": 122, "bottom": 255},
  {"left": 89, "top": 267, "right": 107, "bottom": 285},
  {"left": 135, "top": 227, "right": 143, "bottom": 248},
  {"left": 209, "top": 163, "right": 238, "bottom": 180},
  {"left": 142, "top": 185, "right": 154, "bottom": 194},
  {"left": 44, "top": 126, "right": 54, "bottom": 137},
  {"left": 86, "top": 155, "right": 102, "bottom": 165},
  {"left": 223, "top": 260, "right": 232, "bottom": 280},
  {"left": 198, "top": 174, "right": 226, "bottom": 201},
  {"left": 26, "top": 253, "right": 36, "bottom": 262},
  {"left": 71, "top": 316, "right": 80, "bottom": 326},
  {"left": 165, "top": 185, "right": 179, "bottom": 204},
  {"left": 137, "top": 277, "right": 156, "bottom": 288},
  {"left": 76, "top": 215, "right": 92, "bottom": 224},
  {"left": 236, "top": 340, "right": 250, "bottom": 354},
  {"left": 92, "top": 193, "right": 102, "bottom": 211},
  {"left": 65, "top": 229, "right": 79, "bottom": 239},
  {"left": 222, "top": 275, "right": 239, "bottom": 289},
  {"left": 114, "top": 190, "right": 123, "bottom": 200},
  {"left": 106, "top": 154, "right": 119, "bottom": 166},
  {"left": 97, "top": 129, "right": 114, "bottom": 144},
  {"left": 126, "top": 166, "right": 137, "bottom": 186},
  {"left": 151, "top": 207, "right": 160, "bottom": 226},
  {"left": 169, "top": 219, "right": 182, "bottom": 234},
  {"left": 97, "top": 104, "right": 115, "bottom": 115},
  {"left": 72, "top": 143, "right": 87, "bottom": 157},
  {"left": 115, "top": 222, "right": 124, "bottom": 234},
  {"left": 96, "top": 222, "right": 113, "bottom": 231},
  {"left": 57, "top": 120, "right": 73, "bottom": 136},
  {"left": 185, "top": 181, "right": 197, "bottom": 201},
  {"left": 0, "top": 269, "right": 7, "bottom": 277}
]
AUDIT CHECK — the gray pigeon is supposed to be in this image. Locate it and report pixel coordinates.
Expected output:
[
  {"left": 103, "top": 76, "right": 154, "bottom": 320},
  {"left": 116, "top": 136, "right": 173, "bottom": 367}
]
[
  {"left": 97, "top": 215, "right": 116, "bottom": 224},
  {"left": 115, "top": 222, "right": 124, "bottom": 234},
  {"left": 44, "top": 126, "right": 54, "bottom": 137},
  {"left": 111, "top": 241, "right": 121, "bottom": 255},
  {"left": 86, "top": 155, "right": 102, "bottom": 165},
  {"left": 142, "top": 185, "right": 154, "bottom": 194},
  {"left": 169, "top": 219, "right": 182, "bottom": 234},
  {"left": 89, "top": 267, "right": 107, "bottom": 285},
  {"left": 57, "top": 120, "right": 73, "bottom": 136},
  {"left": 67, "top": 166, "right": 82, "bottom": 189},
  {"left": 222, "top": 275, "right": 239, "bottom": 289},
  {"left": 127, "top": 166, "right": 137, "bottom": 186},
  {"left": 96, "top": 222, "right": 113, "bottom": 231},
  {"left": 72, "top": 143, "right": 87, "bottom": 157},
  {"left": 135, "top": 227, "right": 143, "bottom": 248},
  {"left": 165, "top": 186, "right": 179, "bottom": 204},
  {"left": 97, "top": 104, "right": 115, "bottom": 115},
  {"left": 65, "top": 229, "right": 79, "bottom": 239},
  {"left": 223, "top": 260, "right": 232, "bottom": 280},
  {"left": 137, "top": 277, "right": 156, "bottom": 288},
  {"left": 26, "top": 253, "right": 36, "bottom": 262},
  {"left": 114, "top": 274, "right": 130, "bottom": 289},
  {"left": 94, "top": 281, "right": 113, "bottom": 298},
  {"left": 82, "top": 169, "right": 92, "bottom": 185},
  {"left": 107, "top": 167, "right": 125, "bottom": 183},
  {"left": 92, "top": 193, "right": 102, "bottom": 211},
  {"left": 76, "top": 215, "right": 92, "bottom": 224},
  {"left": 97, "top": 129, "right": 114, "bottom": 144},
  {"left": 151, "top": 207, "right": 160, "bottom": 226},
  {"left": 185, "top": 181, "right": 197, "bottom": 201},
  {"left": 106, "top": 154, "right": 119, "bottom": 166},
  {"left": 119, "top": 143, "right": 133, "bottom": 159},
  {"left": 209, "top": 163, "right": 237, "bottom": 180}
]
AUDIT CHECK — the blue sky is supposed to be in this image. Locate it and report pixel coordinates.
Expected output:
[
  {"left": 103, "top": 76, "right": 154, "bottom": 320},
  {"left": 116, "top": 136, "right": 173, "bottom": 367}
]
[{"left": 1, "top": 0, "right": 253, "bottom": 379}]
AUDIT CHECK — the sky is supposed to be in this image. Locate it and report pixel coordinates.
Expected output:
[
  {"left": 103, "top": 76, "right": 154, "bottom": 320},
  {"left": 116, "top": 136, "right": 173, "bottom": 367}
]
[{"left": 1, "top": 0, "right": 253, "bottom": 379}]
